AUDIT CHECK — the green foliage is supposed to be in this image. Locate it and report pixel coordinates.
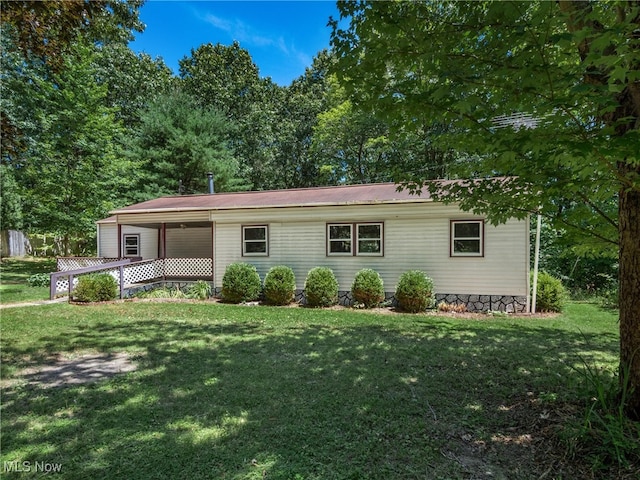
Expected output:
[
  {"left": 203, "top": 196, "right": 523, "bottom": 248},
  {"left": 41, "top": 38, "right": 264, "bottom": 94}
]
[
  {"left": 0, "top": 164, "right": 23, "bottom": 231},
  {"left": 5, "top": 41, "right": 131, "bottom": 246},
  {"left": 564, "top": 361, "right": 640, "bottom": 471},
  {"left": 351, "top": 268, "right": 384, "bottom": 308},
  {"left": 187, "top": 280, "right": 212, "bottom": 300},
  {"left": 136, "top": 286, "right": 187, "bottom": 299},
  {"left": 27, "top": 273, "right": 49, "bottom": 288},
  {"left": 395, "top": 270, "right": 435, "bottom": 313},
  {"left": 534, "top": 272, "right": 568, "bottom": 313},
  {"left": 221, "top": 262, "right": 261, "bottom": 303},
  {"left": 599, "top": 286, "right": 619, "bottom": 310},
  {"left": 94, "top": 43, "right": 175, "bottom": 129},
  {"left": 73, "top": 273, "right": 118, "bottom": 302},
  {"left": 263, "top": 265, "right": 296, "bottom": 306},
  {"left": 304, "top": 267, "right": 338, "bottom": 308},
  {"left": 125, "top": 89, "right": 241, "bottom": 198}
]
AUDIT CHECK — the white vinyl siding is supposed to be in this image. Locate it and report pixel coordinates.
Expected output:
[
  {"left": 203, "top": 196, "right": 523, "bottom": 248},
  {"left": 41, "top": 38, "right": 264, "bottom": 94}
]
[
  {"left": 97, "top": 224, "right": 158, "bottom": 259},
  {"left": 212, "top": 203, "right": 528, "bottom": 297}
]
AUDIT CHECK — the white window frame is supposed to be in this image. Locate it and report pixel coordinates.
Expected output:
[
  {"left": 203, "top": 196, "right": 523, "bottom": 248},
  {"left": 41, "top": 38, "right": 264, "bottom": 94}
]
[
  {"left": 123, "top": 234, "right": 140, "bottom": 257},
  {"left": 450, "top": 220, "right": 484, "bottom": 257},
  {"left": 242, "top": 225, "right": 268, "bottom": 256},
  {"left": 355, "top": 223, "right": 384, "bottom": 256},
  {"left": 327, "top": 222, "right": 384, "bottom": 257},
  {"left": 327, "top": 223, "right": 354, "bottom": 256}
]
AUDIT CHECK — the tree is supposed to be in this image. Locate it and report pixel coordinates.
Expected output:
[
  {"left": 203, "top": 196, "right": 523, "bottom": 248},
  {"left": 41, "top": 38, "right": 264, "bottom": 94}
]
[
  {"left": 1, "top": 0, "right": 144, "bottom": 163},
  {"left": 331, "top": 1, "right": 640, "bottom": 418},
  {"left": 179, "top": 42, "right": 281, "bottom": 189},
  {"left": 94, "top": 43, "right": 176, "bottom": 129},
  {"left": 0, "top": 164, "right": 23, "bottom": 231},
  {"left": 125, "top": 90, "right": 241, "bottom": 198},
  {"left": 1, "top": 0, "right": 144, "bottom": 68},
  {"left": 312, "top": 75, "right": 394, "bottom": 184},
  {"left": 269, "top": 50, "right": 334, "bottom": 188},
  {"left": 16, "top": 42, "right": 131, "bottom": 254}
]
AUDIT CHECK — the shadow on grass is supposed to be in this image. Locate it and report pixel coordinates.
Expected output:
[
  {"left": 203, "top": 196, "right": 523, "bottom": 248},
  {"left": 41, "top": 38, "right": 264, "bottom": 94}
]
[{"left": 0, "top": 307, "right": 623, "bottom": 479}]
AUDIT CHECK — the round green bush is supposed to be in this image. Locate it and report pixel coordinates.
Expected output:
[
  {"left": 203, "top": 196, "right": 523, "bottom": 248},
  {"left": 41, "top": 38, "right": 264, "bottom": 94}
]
[
  {"left": 395, "top": 270, "right": 435, "bottom": 313},
  {"left": 73, "top": 273, "right": 118, "bottom": 302},
  {"left": 263, "top": 265, "right": 296, "bottom": 305},
  {"left": 304, "top": 267, "right": 338, "bottom": 307},
  {"left": 221, "top": 262, "right": 262, "bottom": 303},
  {"left": 534, "top": 271, "right": 567, "bottom": 312},
  {"left": 351, "top": 268, "right": 384, "bottom": 308}
]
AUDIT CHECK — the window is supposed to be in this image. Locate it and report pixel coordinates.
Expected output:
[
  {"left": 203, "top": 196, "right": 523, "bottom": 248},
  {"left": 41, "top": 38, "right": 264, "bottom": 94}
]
[
  {"left": 356, "top": 223, "right": 383, "bottom": 255},
  {"left": 243, "top": 225, "right": 268, "bottom": 256},
  {"left": 328, "top": 224, "right": 353, "bottom": 255},
  {"left": 451, "top": 220, "right": 484, "bottom": 256},
  {"left": 123, "top": 234, "right": 140, "bottom": 257},
  {"left": 327, "top": 223, "right": 383, "bottom": 256}
]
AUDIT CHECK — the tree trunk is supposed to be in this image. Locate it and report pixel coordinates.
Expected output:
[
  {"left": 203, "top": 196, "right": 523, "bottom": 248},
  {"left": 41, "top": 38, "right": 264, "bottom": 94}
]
[{"left": 618, "top": 163, "right": 640, "bottom": 420}]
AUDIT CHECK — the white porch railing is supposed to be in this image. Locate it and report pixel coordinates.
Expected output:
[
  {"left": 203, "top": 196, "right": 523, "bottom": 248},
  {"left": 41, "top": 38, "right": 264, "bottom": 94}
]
[
  {"left": 50, "top": 257, "right": 213, "bottom": 299},
  {"left": 57, "top": 257, "right": 122, "bottom": 271}
]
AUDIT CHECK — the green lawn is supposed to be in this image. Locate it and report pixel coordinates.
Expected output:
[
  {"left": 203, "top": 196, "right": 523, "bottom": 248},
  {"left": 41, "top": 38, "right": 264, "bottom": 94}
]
[
  {"left": 1, "top": 300, "right": 636, "bottom": 479},
  {"left": 0, "top": 257, "right": 56, "bottom": 304}
]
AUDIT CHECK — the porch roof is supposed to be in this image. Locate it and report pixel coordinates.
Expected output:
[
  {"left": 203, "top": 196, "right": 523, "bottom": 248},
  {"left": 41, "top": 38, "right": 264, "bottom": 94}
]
[{"left": 109, "top": 182, "right": 434, "bottom": 216}]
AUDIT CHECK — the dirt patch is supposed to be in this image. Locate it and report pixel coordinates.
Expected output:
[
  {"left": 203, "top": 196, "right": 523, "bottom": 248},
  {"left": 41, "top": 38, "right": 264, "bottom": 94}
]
[{"left": 19, "top": 352, "right": 137, "bottom": 388}]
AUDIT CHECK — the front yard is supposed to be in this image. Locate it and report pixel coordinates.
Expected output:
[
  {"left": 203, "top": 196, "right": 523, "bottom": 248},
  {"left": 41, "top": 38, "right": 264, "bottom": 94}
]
[{"left": 1, "top": 299, "right": 636, "bottom": 479}]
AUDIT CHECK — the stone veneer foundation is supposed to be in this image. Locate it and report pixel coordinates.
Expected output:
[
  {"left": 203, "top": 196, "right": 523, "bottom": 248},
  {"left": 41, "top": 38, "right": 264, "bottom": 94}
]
[{"left": 124, "top": 282, "right": 527, "bottom": 313}]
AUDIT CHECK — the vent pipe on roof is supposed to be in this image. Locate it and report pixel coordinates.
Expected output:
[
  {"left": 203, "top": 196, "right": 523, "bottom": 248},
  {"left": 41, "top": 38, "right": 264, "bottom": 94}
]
[{"left": 207, "top": 172, "right": 214, "bottom": 194}]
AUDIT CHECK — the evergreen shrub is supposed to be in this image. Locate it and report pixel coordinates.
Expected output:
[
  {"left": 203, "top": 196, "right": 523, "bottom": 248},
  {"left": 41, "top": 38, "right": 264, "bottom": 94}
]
[
  {"left": 351, "top": 268, "right": 384, "bottom": 308},
  {"left": 395, "top": 270, "right": 435, "bottom": 313},
  {"left": 221, "top": 262, "right": 261, "bottom": 303},
  {"left": 73, "top": 273, "right": 118, "bottom": 302},
  {"left": 534, "top": 271, "right": 568, "bottom": 312},
  {"left": 263, "top": 265, "right": 296, "bottom": 305},
  {"left": 304, "top": 267, "right": 338, "bottom": 307}
]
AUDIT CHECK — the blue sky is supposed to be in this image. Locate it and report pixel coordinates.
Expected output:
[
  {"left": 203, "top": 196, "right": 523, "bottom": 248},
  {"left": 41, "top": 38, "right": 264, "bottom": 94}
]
[{"left": 129, "top": 0, "right": 340, "bottom": 86}]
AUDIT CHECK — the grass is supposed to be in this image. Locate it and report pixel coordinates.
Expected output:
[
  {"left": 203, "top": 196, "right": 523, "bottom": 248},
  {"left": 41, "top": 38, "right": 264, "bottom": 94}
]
[
  {"left": 0, "top": 257, "right": 56, "bottom": 304},
  {"left": 1, "top": 298, "right": 636, "bottom": 479}
]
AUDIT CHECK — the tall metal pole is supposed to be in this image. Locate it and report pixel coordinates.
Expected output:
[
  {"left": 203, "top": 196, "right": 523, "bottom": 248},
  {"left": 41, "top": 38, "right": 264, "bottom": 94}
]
[{"left": 531, "top": 213, "right": 542, "bottom": 313}]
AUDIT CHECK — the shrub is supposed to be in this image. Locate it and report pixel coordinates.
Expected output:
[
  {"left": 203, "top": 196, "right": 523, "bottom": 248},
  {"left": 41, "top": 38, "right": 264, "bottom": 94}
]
[
  {"left": 187, "top": 280, "right": 212, "bottom": 300},
  {"left": 351, "top": 268, "right": 384, "bottom": 308},
  {"left": 263, "top": 265, "right": 296, "bottom": 305},
  {"left": 27, "top": 273, "right": 50, "bottom": 287},
  {"left": 304, "top": 267, "right": 338, "bottom": 307},
  {"left": 533, "top": 271, "right": 567, "bottom": 312},
  {"left": 73, "top": 273, "right": 118, "bottom": 302},
  {"left": 395, "top": 270, "right": 435, "bottom": 313},
  {"left": 221, "top": 262, "right": 261, "bottom": 303},
  {"left": 599, "top": 285, "right": 619, "bottom": 310}
]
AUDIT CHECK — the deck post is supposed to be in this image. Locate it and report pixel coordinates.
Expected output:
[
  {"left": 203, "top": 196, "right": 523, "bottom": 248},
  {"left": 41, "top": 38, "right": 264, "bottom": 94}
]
[
  {"left": 119, "top": 265, "right": 125, "bottom": 299},
  {"left": 68, "top": 274, "right": 74, "bottom": 302}
]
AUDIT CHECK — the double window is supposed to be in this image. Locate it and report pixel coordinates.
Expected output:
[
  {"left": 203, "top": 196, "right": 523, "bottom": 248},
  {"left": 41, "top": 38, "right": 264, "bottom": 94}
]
[
  {"left": 450, "top": 220, "right": 484, "bottom": 256},
  {"left": 327, "top": 223, "right": 383, "bottom": 256},
  {"left": 123, "top": 234, "right": 140, "bottom": 257},
  {"left": 242, "top": 225, "right": 268, "bottom": 256}
]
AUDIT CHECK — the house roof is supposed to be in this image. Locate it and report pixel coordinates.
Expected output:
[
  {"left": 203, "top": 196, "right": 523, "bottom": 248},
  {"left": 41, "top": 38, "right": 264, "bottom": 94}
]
[{"left": 108, "top": 182, "right": 436, "bottom": 216}]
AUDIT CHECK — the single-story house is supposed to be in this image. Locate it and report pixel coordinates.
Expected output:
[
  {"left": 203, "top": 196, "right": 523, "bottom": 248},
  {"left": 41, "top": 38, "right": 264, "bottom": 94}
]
[{"left": 96, "top": 181, "right": 530, "bottom": 312}]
